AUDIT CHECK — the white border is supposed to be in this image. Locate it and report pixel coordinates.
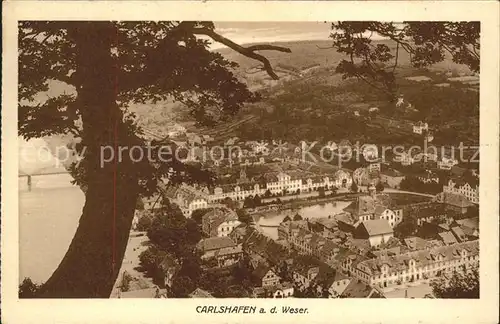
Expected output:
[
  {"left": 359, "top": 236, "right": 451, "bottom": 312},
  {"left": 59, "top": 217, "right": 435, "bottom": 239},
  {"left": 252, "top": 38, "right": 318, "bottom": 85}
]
[{"left": 2, "top": 1, "right": 499, "bottom": 324}]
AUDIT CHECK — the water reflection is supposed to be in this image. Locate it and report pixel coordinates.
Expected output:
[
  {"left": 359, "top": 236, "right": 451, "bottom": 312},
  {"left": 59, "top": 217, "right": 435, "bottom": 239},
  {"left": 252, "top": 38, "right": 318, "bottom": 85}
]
[{"left": 257, "top": 201, "right": 351, "bottom": 240}]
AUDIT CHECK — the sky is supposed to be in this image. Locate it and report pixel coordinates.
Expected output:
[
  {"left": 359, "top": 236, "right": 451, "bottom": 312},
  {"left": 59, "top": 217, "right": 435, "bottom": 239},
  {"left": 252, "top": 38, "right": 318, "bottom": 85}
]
[
  {"left": 211, "top": 22, "right": 333, "bottom": 49},
  {"left": 210, "top": 22, "right": 388, "bottom": 49}
]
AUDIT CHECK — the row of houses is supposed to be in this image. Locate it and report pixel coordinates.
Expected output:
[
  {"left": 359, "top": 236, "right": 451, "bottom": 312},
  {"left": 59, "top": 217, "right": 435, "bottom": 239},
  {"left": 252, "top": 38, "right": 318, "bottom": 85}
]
[
  {"left": 238, "top": 227, "right": 383, "bottom": 298},
  {"left": 343, "top": 240, "right": 479, "bottom": 289},
  {"left": 163, "top": 169, "right": 352, "bottom": 217},
  {"left": 205, "top": 169, "right": 353, "bottom": 203},
  {"left": 153, "top": 164, "right": 477, "bottom": 220}
]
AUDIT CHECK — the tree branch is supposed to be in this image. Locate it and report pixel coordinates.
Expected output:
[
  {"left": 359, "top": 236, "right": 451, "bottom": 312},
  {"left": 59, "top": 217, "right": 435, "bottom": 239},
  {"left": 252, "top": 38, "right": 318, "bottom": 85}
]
[
  {"left": 392, "top": 42, "right": 400, "bottom": 73},
  {"left": 191, "top": 27, "right": 291, "bottom": 80}
]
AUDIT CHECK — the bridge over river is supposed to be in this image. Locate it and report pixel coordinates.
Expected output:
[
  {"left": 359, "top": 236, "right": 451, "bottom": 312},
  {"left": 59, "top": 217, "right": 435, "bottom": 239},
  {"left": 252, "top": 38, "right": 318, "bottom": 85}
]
[{"left": 19, "top": 169, "right": 72, "bottom": 191}]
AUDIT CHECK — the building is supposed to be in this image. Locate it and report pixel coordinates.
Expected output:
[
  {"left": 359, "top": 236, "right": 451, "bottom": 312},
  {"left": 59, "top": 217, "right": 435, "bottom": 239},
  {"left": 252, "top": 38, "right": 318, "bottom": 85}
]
[
  {"left": 355, "top": 219, "right": 394, "bottom": 247},
  {"left": 353, "top": 240, "right": 479, "bottom": 288},
  {"left": 437, "top": 231, "right": 459, "bottom": 245},
  {"left": 290, "top": 258, "right": 321, "bottom": 290},
  {"left": 403, "top": 236, "right": 437, "bottom": 251},
  {"left": 413, "top": 121, "right": 429, "bottom": 134},
  {"left": 242, "top": 228, "right": 291, "bottom": 266},
  {"left": 313, "top": 270, "right": 351, "bottom": 298},
  {"left": 205, "top": 169, "right": 352, "bottom": 203},
  {"left": 171, "top": 186, "right": 208, "bottom": 217},
  {"left": 283, "top": 224, "right": 347, "bottom": 266},
  {"left": 197, "top": 236, "right": 243, "bottom": 267},
  {"left": 189, "top": 288, "right": 214, "bottom": 298},
  {"left": 343, "top": 190, "right": 403, "bottom": 228},
  {"left": 402, "top": 202, "right": 447, "bottom": 226},
  {"left": 450, "top": 226, "right": 468, "bottom": 243},
  {"left": 214, "top": 245, "right": 244, "bottom": 267},
  {"left": 454, "top": 217, "right": 479, "bottom": 239},
  {"left": 339, "top": 280, "right": 385, "bottom": 298},
  {"left": 201, "top": 208, "right": 241, "bottom": 237},
  {"left": 415, "top": 171, "right": 440, "bottom": 184},
  {"left": 159, "top": 254, "right": 180, "bottom": 293},
  {"left": 443, "top": 177, "right": 479, "bottom": 204},
  {"left": 252, "top": 282, "right": 294, "bottom": 298},
  {"left": 435, "top": 192, "right": 476, "bottom": 214},
  {"left": 394, "top": 152, "right": 415, "bottom": 166},
  {"left": 437, "top": 157, "right": 459, "bottom": 170},
  {"left": 252, "top": 264, "right": 281, "bottom": 288},
  {"left": 380, "top": 169, "right": 405, "bottom": 189}
]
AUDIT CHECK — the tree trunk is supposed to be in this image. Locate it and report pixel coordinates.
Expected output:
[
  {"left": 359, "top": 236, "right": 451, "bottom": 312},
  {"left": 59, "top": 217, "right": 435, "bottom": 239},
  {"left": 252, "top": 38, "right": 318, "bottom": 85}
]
[{"left": 39, "top": 22, "right": 140, "bottom": 298}]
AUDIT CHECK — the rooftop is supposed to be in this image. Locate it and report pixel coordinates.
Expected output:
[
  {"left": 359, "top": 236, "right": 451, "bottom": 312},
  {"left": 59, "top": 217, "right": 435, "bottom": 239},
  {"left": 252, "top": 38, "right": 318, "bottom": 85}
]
[
  {"left": 456, "top": 217, "right": 479, "bottom": 230},
  {"left": 438, "top": 231, "right": 459, "bottom": 245},
  {"left": 442, "top": 192, "right": 476, "bottom": 208},
  {"left": 360, "top": 219, "right": 393, "bottom": 236},
  {"left": 358, "top": 240, "right": 479, "bottom": 275},
  {"left": 197, "top": 236, "right": 237, "bottom": 252},
  {"left": 189, "top": 288, "right": 214, "bottom": 298},
  {"left": 340, "top": 280, "right": 384, "bottom": 298},
  {"left": 119, "top": 287, "right": 167, "bottom": 298}
]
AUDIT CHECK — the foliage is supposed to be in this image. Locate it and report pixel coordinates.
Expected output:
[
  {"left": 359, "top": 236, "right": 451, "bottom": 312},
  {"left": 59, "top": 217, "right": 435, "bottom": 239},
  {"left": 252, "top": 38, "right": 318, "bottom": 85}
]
[
  {"left": 375, "top": 181, "right": 385, "bottom": 192},
  {"left": 146, "top": 200, "right": 201, "bottom": 259},
  {"left": 293, "top": 285, "right": 320, "bottom": 298},
  {"left": 253, "top": 194, "right": 262, "bottom": 206},
  {"left": 330, "top": 22, "right": 479, "bottom": 99},
  {"left": 431, "top": 265, "right": 479, "bottom": 298},
  {"left": 318, "top": 186, "right": 326, "bottom": 198},
  {"left": 138, "top": 246, "right": 168, "bottom": 285},
  {"left": 243, "top": 195, "right": 256, "bottom": 208},
  {"left": 350, "top": 182, "right": 359, "bottom": 193},
  {"left": 19, "top": 278, "right": 41, "bottom": 298},
  {"left": 394, "top": 216, "right": 418, "bottom": 239},
  {"left": 236, "top": 208, "right": 253, "bottom": 224},
  {"left": 222, "top": 197, "right": 239, "bottom": 210},
  {"left": 399, "top": 176, "right": 442, "bottom": 194},
  {"left": 135, "top": 198, "right": 145, "bottom": 211},
  {"left": 191, "top": 208, "right": 210, "bottom": 225},
  {"left": 231, "top": 256, "right": 254, "bottom": 289},
  {"left": 135, "top": 213, "right": 154, "bottom": 232},
  {"left": 233, "top": 23, "right": 480, "bottom": 146},
  {"left": 171, "top": 275, "right": 196, "bottom": 298},
  {"left": 120, "top": 272, "right": 133, "bottom": 292}
]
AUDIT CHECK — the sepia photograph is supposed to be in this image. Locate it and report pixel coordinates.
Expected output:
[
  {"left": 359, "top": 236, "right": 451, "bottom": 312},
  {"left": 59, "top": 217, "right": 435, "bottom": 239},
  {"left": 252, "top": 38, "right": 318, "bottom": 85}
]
[
  {"left": 2, "top": 1, "right": 499, "bottom": 324},
  {"left": 17, "top": 19, "right": 482, "bottom": 299}
]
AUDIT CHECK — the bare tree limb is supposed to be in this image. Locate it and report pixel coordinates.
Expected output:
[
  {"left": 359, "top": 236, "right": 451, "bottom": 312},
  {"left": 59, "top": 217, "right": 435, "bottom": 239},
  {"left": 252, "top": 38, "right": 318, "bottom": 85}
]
[
  {"left": 392, "top": 42, "right": 400, "bottom": 73},
  {"left": 191, "top": 27, "right": 291, "bottom": 80},
  {"left": 246, "top": 44, "right": 291, "bottom": 53}
]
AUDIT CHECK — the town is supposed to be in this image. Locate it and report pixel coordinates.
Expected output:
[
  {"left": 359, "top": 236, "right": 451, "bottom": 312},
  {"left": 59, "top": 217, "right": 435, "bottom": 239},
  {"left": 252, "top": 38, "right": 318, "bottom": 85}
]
[
  {"left": 15, "top": 21, "right": 481, "bottom": 301},
  {"left": 113, "top": 128, "right": 479, "bottom": 299}
]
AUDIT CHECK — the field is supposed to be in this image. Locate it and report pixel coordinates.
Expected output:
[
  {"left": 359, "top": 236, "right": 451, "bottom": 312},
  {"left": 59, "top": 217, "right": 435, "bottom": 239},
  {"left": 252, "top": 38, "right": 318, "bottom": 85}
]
[
  {"left": 210, "top": 40, "right": 479, "bottom": 146},
  {"left": 40, "top": 39, "right": 479, "bottom": 149}
]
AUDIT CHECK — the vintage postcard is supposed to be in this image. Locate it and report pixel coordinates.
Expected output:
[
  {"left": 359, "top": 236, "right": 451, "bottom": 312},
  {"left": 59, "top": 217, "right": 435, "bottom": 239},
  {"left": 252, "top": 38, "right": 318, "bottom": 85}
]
[{"left": 2, "top": 1, "right": 499, "bottom": 323}]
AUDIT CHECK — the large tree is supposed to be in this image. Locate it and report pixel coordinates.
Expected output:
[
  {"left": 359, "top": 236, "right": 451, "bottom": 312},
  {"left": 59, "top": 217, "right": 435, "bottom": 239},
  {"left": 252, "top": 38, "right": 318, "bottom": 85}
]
[{"left": 19, "top": 21, "right": 290, "bottom": 298}]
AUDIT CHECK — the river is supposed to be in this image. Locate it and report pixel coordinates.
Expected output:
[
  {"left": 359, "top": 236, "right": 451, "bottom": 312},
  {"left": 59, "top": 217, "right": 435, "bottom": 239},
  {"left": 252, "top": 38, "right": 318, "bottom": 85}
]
[
  {"left": 19, "top": 138, "right": 85, "bottom": 284},
  {"left": 256, "top": 201, "right": 351, "bottom": 240}
]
